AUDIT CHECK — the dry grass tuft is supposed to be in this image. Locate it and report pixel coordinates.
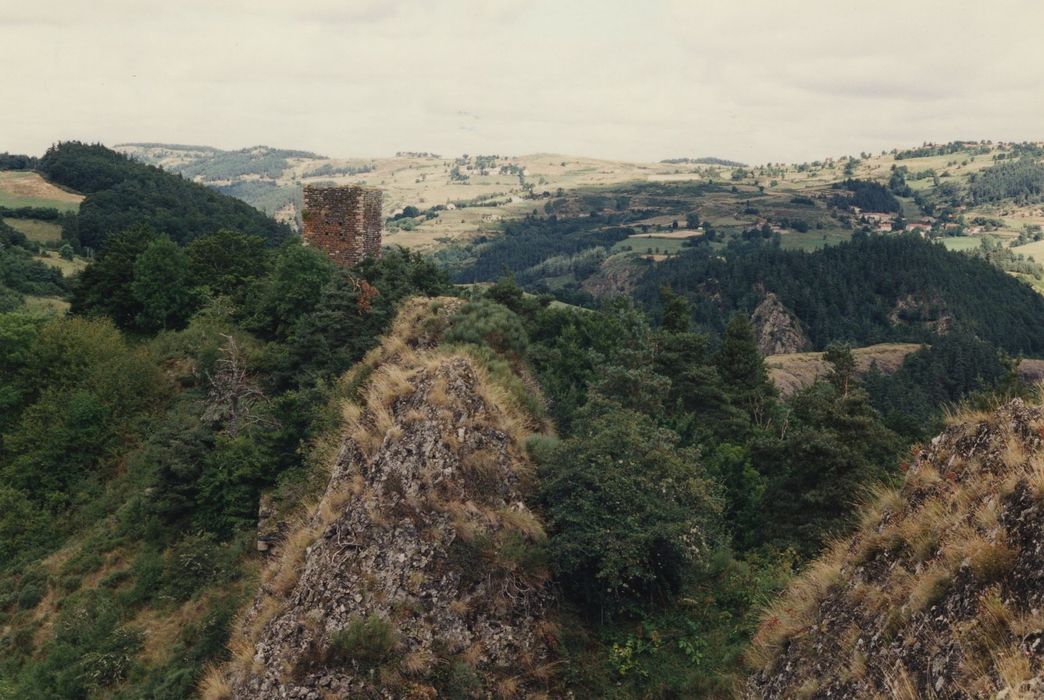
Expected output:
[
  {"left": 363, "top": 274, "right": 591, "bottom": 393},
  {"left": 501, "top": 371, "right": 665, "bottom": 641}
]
[
  {"left": 269, "top": 521, "right": 323, "bottom": 595},
  {"left": 400, "top": 649, "right": 434, "bottom": 677},
  {"left": 1028, "top": 454, "right": 1044, "bottom": 501},
  {"left": 495, "top": 676, "right": 521, "bottom": 699},
  {"left": 994, "top": 646, "right": 1033, "bottom": 693},
  {"left": 228, "top": 635, "right": 256, "bottom": 667},
  {"left": 907, "top": 563, "right": 953, "bottom": 614},
  {"left": 198, "top": 665, "right": 233, "bottom": 700},
  {"left": 403, "top": 408, "right": 428, "bottom": 424},
  {"left": 748, "top": 559, "right": 841, "bottom": 668},
  {"left": 427, "top": 376, "right": 452, "bottom": 408},
  {"left": 368, "top": 365, "right": 417, "bottom": 408},
  {"left": 967, "top": 538, "right": 1017, "bottom": 583},
  {"left": 882, "top": 664, "right": 918, "bottom": 700},
  {"left": 904, "top": 461, "right": 943, "bottom": 493},
  {"left": 846, "top": 649, "right": 867, "bottom": 681},
  {"left": 460, "top": 640, "right": 485, "bottom": 667},
  {"left": 497, "top": 508, "right": 546, "bottom": 541},
  {"left": 461, "top": 447, "right": 501, "bottom": 487}
]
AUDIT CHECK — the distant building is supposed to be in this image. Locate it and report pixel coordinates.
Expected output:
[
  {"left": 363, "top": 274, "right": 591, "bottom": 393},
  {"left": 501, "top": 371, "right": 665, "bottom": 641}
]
[{"left": 301, "top": 184, "right": 382, "bottom": 267}]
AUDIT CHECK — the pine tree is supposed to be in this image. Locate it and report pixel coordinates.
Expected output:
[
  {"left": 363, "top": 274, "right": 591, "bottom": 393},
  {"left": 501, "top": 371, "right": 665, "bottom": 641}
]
[{"left": 716, "top": 314, "right": 775, "bottom": 426}]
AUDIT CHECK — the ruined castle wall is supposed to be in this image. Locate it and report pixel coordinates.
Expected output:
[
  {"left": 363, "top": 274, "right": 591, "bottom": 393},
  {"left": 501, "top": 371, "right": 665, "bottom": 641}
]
[{"left": 301, "top": 185, "right": 382, "bottom": 267}]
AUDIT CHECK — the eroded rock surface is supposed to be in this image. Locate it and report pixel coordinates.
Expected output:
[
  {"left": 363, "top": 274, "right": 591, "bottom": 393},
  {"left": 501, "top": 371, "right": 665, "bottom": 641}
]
[
  {"left": 747, "top": 400, "right": 1044, "bottom": 699},
  {"left": 228, "top": 301, "right": 557, "bottom": 699},
  {"left": 751, "top": 292, "right": 811, "bottom": 356}
]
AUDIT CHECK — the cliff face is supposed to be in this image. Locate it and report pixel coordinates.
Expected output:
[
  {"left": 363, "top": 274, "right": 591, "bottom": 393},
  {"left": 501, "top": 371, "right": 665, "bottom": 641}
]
[
  {"left": 747, "top": 399, "right": 1044, "bottom": 699},
  {"left": 751, "top": 293, "right": 811, "bottom": 356},
  {"left": 217, "top": 299, "right": 558, "bottom": 699}
]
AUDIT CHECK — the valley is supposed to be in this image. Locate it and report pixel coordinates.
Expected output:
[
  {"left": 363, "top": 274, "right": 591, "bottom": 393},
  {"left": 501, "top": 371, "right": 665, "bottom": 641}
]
[{"left": 1, "top": 139, "right": 1044, "bottom": 698}]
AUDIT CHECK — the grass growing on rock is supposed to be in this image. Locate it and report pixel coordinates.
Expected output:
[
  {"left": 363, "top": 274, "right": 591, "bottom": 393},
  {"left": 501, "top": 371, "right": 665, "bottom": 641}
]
[
  {"left": 216, "top": 297, "right": 559, "bottom": 698},
  {"left": 746, "top": 399, "right": 1044, "bottom": 697}
]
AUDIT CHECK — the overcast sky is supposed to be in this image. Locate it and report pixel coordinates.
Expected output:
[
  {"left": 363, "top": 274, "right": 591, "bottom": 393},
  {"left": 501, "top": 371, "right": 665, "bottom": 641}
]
[{"left": 4, "top": 0, "right": 1043, "bottom": 164}]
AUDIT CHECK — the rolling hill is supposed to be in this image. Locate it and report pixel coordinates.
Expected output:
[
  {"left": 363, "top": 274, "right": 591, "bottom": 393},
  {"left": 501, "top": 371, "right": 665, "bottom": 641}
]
[{"left": 37, "top": 142, "right": 291, "bottom": 250}]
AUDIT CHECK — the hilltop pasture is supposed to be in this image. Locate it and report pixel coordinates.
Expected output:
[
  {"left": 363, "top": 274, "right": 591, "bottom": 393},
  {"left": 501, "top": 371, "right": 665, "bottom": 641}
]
[{"left": 0, "top": 171, "right": 82, "bottom": 211}]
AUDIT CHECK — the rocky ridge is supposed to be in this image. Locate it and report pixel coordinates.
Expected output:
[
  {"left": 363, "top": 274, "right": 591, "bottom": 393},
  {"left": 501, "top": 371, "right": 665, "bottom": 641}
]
[
  {"left": 747, "top": 399, "right": 1044, "bottom": 698},
  {"left": 212, "top": 298, "right": 559, "bottom": 699}
]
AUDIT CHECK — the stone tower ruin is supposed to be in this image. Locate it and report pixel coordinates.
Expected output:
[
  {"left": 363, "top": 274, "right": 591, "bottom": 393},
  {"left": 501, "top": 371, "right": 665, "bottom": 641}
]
[{"left": 301, "top": 184, "right": 383, "bottom": 267}]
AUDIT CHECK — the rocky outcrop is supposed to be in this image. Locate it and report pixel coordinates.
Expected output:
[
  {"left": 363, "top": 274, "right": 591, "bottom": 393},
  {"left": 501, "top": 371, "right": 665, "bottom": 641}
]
[
  {"left": 889, "top": 293, "right": 953, "bottom": 335},
  {"left": 220, "top": 299, "right": 558, "bottom": 699},
  {"left": 751, "top": 293, "right": 811, "bottom": 356},
  {"left": 747, "top": 399, "right": 1044, "bottom": 698},
  {"left": 580, "top": 253, "right": 645, "bottom": 298}
]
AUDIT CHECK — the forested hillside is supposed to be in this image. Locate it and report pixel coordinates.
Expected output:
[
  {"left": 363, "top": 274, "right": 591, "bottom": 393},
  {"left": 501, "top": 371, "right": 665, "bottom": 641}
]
[
  {"left": 968, "top": 157, "right": 1044, "bottom": 204},
  {"left": 449, "top": 215, "right": 1044, "bottom": 357},
  {"left": 37, "top": 143, "right": 291, "bottom": 250},
  {"left": 0, "top": 243, "right": 448, "bottom": 698},
  {"left": 636, "top": 234, "right": 1044, "bottom": 353}
]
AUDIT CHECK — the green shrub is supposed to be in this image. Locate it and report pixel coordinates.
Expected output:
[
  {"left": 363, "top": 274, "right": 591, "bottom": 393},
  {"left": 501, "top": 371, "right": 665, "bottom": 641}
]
[
  {"left": 17, "top": 582, "right": 45, "bottom": 610},
  {"left": 435, "top": 660, "right": 483, "bottom": 698},
  {"left": 327, "top": 614, "right": 399, "bottom": 668},
  {"left": 446, "top": 299, "right": 528, "bottom": 356},
  {"left": 60, "top": 551, "right": 104, "bottom": 577}
]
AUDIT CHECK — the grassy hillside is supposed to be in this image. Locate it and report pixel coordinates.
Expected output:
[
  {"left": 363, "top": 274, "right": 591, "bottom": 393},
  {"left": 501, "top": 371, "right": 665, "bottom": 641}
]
[
  {"left": 115, "top": 140, "right": 1044, "bottom": 259},
  {"left": 0, "top": 171, "right": 82, "bottom": 212}
]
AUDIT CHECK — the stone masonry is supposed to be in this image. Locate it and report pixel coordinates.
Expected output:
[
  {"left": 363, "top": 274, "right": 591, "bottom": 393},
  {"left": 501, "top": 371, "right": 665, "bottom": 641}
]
[{"left": 301, "top": 184, "right": 382, "bottom": 266}]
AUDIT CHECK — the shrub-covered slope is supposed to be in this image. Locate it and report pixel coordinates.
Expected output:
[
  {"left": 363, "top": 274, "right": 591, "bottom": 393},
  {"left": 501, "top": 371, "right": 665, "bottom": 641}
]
[
  {"left": 747, "top": 399, "right": 1044, "bottom": 698},
  {"left": 212, "top": 298, "right": 559, "bottom": 699}
]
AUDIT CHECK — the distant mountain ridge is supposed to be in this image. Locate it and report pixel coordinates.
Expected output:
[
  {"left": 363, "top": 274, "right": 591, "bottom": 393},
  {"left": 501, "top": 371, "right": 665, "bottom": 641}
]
[{"left": 660, "top": 156, "right": 747, "bottom": 167}]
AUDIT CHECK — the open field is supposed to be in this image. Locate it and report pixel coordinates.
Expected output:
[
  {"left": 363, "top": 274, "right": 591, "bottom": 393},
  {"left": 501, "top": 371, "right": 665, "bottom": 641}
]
[
  {"left": 117, "top": 141, "right": 1044, "bottom": 260},
  {"left": 613, "top": 234, "right": 693, "bottom": 255},
  {"left": 22, "top": 296, "right": 70, "bottom": 314},
  {"left": 766, "top": 343, "right": 923, "bottom": 396},
  {"left": 4, "top": 217, "right": 63, "bottom": 242},
  {"left": 768, "top": 340, "right": 1044, "bottom": 396},
  {"left": 940, "top": 235, "right": 996, "bottom": 252},
  {"left": 1013, "top": 239, "right": 1044, "bottom": 261},
  {"left": 0, "top": 171, "right": 82, "bottom": 211},
  {"left": 34, "top": 251, "right": 88, "bottom": 277},
  {"left": 778, "top": 228, "right": 851, "bottom": 251}
]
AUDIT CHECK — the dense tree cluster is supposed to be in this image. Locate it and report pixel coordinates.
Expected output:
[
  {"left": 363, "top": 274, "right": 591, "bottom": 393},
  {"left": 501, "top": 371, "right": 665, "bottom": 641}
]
[
  {"left": 865, "top": 332, "right": 1013, "bottom": 440},
  {"left": 894, "top": 141, "right": 979, "bottom": 160},
  {"left": 452, "top": 214, "right": 635, "bottom": 283},
  {"left": 437, "top": 282, "right": 925, "bottom": 694},
  {"left": 968, "top": 158, "right": 1044, "bottom": 204},
  {"left": 36, "top": 142, "right": 291, "bottom": 250},
  {"left": 0, "top": 153, "right": 37, "bottom": 170},
  {"left": 830, "top": 178, "right": 902, "bottom": 212}
]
